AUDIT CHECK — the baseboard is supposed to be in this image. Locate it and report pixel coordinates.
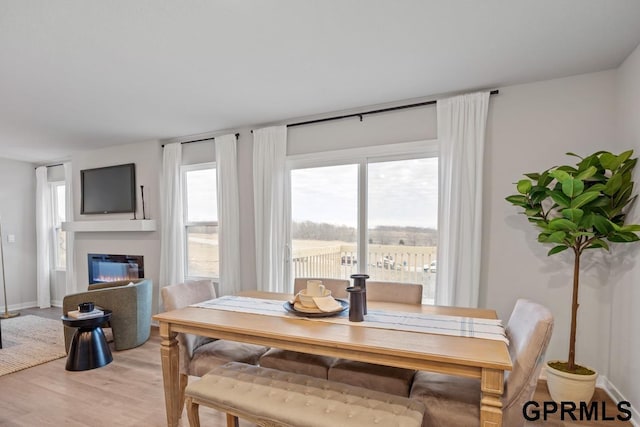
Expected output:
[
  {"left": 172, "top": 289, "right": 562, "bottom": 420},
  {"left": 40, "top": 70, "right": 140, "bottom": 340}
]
[
  {"left": 540, "top": 367, "right": 638, "bottom": 426},
  {"left": 1, "top": 300, "right": 37, "bottom": 313},
  {"left": 599, "top": 375, "right": 639, "bottom": 427}
]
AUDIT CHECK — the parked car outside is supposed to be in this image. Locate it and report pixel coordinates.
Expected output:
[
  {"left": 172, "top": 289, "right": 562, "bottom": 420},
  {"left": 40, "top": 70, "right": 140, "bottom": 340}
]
[
  {"left": 377, "top": 256, "right": 395, "bottom": 269},
  {"left": 423, "top": 260, "right": 437, "bottom": 273},
  {"left": 341, "top": 255, "right": 357, "bottom": 265}
]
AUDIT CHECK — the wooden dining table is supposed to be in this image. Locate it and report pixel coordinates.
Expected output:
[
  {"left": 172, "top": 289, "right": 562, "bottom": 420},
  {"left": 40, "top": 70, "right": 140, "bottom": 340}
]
[{"left": 153, "top": 291, "right": 512, "bottom": 427}]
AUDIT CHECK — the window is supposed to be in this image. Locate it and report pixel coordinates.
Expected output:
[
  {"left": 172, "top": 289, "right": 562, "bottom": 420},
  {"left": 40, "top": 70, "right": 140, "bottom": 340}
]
[
  {"left": 288, "top": 141, "right": 438, "bottom": 303},
  {"left": 51, "top": 181, "right": 66, "bottom": 270},
  {"left": 183, "top": 163, "right": 219, "bottom": 279}
]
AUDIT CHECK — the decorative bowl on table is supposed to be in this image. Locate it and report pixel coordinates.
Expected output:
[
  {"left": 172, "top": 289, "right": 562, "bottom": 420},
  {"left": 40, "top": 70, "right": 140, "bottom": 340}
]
[{"left": 297, "top": 288, "right": 332, "bottom": 308}]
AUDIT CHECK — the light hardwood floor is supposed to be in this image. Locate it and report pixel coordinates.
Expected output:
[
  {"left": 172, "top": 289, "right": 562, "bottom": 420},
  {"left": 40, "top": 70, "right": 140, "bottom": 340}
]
[{"left": 0, "top": 308, "right": 631, "bottom": 427}]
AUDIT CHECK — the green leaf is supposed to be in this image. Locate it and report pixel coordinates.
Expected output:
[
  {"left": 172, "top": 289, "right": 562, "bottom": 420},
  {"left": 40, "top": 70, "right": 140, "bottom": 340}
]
[
  {"left": 548, "top": 245, "right": 569, "bottom": 255},
  {"left": 528, "top": 218, "right": 548, "bottom": 228},
  {"left": 550, "top": 169, "right": 571, "bottom": 183},
  {"left": 525, "top": 208, "right": 542, "bottom": 217},
  {"left": 549, "top": 190, "right": 570, "bottom": 208},
  {"left": 592, "top": 216, "right": 615, "bottom": 235},
  {"left": 600, "top": 152, "right": 621, "bottom": 171},
  {"left": 586, "top": 183, "right": 606, "bottom": 192},
  {"left": 506, "top": 195, "right": 528, "bottom": 206},
  {"left": 579, "top": 154, "right": 602, "bottom": 171},
  {"left": 570, "top": 191, "right": 600, "bottom": 209},
  {"left": 586, "top": 239, "right": 610, "bottom": 251},
  {"left": 575, "top": 166, "right": 597, "bottom": 181},
  {"left": 524, "top": 172, "right": 540, "bottom": 180},
  {"left": 566, "top": 152, "right": 582, "bottom": 159},
  {"left": 562, "top": 178, "right": 584, "bottom": 198},
  {"left": 618, "top": 150, "right": 634, "bottom": 164},
  {"left": 547, "top": 231, "right": 567, "bottom": 243},
  {"left": 619, "top": 158, "right": 637, "bottom": 176},
  {"left": 619, "top": 224, "right": 640, "bottom": 232},
  {"left": 549, "top": 218, "right": 578, "bottom": 231},
  {"left": 539, "top": 172, "right": 554, "bottom": 187},
  {"left": 608, "top": 232, "right": 640, "bottom": 243},
  {"left": 530, "top": 188, "right": 548, "bottom": 204},
  {"left": 562, "top": 208, "right": 584, "bottom": 224},
  {"left": 517, "top": 179, "right": 532, "bottom": 194},
  {"left": 604, "top": 173, "right": 623, "bottom": 196}
]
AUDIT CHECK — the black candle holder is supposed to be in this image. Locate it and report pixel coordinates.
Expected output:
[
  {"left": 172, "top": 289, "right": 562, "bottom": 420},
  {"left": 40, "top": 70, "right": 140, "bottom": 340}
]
[{"left": 350, "top": 274, "right": 369, "bottom": 315}]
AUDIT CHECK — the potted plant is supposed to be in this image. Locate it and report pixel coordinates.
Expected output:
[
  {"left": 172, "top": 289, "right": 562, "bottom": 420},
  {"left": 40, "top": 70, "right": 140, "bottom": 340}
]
[{"left": 506, "top": 150, "right": 640, "bottom": 403}]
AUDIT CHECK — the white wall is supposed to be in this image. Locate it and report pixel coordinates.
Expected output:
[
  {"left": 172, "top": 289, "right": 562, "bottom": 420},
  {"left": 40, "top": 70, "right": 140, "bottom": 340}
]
[
  {"left": 0, "top": 157, "right": 37, "bottom": 310},
  {"left": 610, "top": 42, "right": 640, "bottom": 410},
  {"left": 70, "top": 140, "right": 162, "bottom": 311},
  {"left": 483, "top": 71, "right": 618, "bottom": 376}
]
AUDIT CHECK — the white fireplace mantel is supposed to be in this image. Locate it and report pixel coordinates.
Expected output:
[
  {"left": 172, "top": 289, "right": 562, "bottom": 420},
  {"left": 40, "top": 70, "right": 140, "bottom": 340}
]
[{"left": 62, "top": 219, "right": 157, "bottom": 232}]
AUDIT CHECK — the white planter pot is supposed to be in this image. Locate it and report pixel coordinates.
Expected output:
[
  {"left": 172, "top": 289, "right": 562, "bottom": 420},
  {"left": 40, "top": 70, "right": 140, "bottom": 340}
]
[{"left": 546, "top": 360, "right": 598, "bottom": 404}]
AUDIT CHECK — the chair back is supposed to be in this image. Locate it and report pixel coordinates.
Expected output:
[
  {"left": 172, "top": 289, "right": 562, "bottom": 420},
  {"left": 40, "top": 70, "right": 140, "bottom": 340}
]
[
  {"left": 503, "top": 299, "right": 554, "bottom": 425},
  {"left": 161, "top": 279, "right": 217, "bottom": 359},
  {"left": 293, "top": 278, "right": 350, "bottom": 299},
  {"left": 366, "top": 281, "right": 423, "bottom": 304},
  {"left": 161, "top": 279, "right": 216, "bottom": 311}
]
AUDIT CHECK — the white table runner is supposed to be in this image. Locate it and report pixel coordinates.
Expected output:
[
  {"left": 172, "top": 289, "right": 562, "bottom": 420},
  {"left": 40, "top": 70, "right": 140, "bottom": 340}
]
[{"left": 192, "top": 295, "right": 508, "bottom": 343}]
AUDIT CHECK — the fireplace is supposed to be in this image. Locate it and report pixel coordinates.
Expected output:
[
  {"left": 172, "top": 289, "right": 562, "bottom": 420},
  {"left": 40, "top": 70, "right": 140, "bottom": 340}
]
[{"left": 88, "top": 253, "right": 144, "bottom": 284}]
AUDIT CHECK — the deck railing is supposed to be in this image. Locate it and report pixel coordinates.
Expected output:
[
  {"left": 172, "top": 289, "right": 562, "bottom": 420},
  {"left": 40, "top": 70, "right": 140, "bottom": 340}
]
[{"left": 291, "top": 243, "right": 437, "bottom": 302}]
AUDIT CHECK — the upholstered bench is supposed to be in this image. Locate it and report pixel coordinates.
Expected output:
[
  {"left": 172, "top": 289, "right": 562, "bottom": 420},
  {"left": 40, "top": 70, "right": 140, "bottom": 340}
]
[{"left": 184, "top": 361, "right": 426, "bottom": 427}]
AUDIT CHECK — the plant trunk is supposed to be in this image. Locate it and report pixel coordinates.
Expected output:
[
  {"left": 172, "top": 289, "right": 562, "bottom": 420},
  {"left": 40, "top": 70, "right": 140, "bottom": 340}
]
[{"left": 568, "top": 249, "right": 580, "bottom": 372}]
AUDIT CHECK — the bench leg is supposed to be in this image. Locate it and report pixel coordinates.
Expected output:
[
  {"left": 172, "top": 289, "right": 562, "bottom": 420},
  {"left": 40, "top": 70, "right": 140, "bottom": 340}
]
[
  {"left": 186, "top": 397, "right": 200, "bottom": 427},
  {"left": 226, "top": 413, "right": 239, "bottom": 427}
]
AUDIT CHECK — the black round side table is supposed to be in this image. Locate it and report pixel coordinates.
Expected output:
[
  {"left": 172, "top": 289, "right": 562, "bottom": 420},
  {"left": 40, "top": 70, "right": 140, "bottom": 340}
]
[{"left": 61, "top": 309, "right": 113, "bottom": 371}]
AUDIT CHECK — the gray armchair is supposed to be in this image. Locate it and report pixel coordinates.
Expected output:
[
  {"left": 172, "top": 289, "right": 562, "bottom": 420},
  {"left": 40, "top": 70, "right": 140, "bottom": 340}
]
[{"left": 62, "top": 278, "right": 153, "bottom": 352}]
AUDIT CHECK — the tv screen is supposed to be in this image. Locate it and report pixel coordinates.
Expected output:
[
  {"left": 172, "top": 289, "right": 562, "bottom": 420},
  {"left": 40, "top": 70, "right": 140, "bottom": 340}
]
[{"left": 81, "top": 163, "right": 136, "bottom": 214}]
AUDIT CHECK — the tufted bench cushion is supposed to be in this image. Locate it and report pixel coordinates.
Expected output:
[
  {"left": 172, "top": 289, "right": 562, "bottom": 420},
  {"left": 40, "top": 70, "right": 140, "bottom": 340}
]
[{"left": 185, "top": 361, "right": 426, "bottom": 427}]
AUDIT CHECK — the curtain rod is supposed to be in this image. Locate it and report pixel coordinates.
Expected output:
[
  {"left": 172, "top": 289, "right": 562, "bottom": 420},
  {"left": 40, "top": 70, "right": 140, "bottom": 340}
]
[
  {"left": 287, "top": 90, "right": 499, "bottom": 128},
  {"left": 250, "top": 89, "right": 499, "bottom": 133},
  {"left": 161, "top": 132, "right": 239, "bottom": 148},
  {"left": 34, "top": 163, "right": 64, "bottom": 169}
]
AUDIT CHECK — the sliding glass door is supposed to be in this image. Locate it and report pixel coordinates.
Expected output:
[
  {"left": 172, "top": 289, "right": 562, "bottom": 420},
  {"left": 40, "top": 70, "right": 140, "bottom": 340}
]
[{"left": 288, "top": 142, "right": 438, "bottom": 302}]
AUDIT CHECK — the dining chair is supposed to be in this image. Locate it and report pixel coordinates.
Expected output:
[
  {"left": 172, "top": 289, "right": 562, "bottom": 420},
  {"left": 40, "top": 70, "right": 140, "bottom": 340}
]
[
  {"left": 409, "top": 298, "right": 554, "bottom": 427},
  {"left": 160, "top": 279, "right": 269, "bottom": 414},
  {"left": 327, "top": 281, "right": 424, "bottom": 396},
  {"left": 258, "top": 277, "right": 350, "bottom": 379}
]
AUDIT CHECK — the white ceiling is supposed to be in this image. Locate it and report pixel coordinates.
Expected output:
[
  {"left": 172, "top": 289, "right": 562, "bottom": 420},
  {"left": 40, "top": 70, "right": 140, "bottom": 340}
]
[{"left": 1, "top": 0, "right": 640, "bottom": 164}]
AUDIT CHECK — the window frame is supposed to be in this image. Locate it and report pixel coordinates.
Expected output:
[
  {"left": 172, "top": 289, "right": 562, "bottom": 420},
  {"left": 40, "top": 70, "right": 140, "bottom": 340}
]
[
  {"left": 181, "top": 161, "right": 219, "bottom": 280},
  {"left": 50, "top": 180, "right": 66, "bottom": 271},
  {"left": 286, "top": 139, "right": 437, "bottom": 281}
]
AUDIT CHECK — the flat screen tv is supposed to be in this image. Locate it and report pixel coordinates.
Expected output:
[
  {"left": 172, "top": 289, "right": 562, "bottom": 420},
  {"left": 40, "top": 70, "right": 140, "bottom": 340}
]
[{"left": 81, "top": 163, "right": 136, "bottom": 214}]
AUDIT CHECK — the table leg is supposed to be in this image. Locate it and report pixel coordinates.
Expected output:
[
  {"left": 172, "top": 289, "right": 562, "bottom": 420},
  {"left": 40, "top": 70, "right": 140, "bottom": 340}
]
[
  {"left": 160, "top": 321, "right": 180, "bottom": 427},
  {"left": 480, "top": 368, "right": 504, "bottom": 427}
]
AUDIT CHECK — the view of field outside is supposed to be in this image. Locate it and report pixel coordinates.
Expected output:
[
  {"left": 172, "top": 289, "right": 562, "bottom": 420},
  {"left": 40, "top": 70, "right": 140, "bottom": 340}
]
[
  {"left": 183, "top": 157, "right": 439, "bottom": 303},
  {"left": 184, "top": 167, "right": 219, "bottom": 278},
  {"left": 291, "top": 157, "right": 438, "bottom": 303},
  {"left": 54, "top": 183, "right": 66, "bottom": 269}
]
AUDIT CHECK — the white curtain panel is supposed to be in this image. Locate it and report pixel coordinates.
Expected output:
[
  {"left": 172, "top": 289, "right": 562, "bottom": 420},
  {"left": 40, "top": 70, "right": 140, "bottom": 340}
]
[
  {"left": 64, "top": 162, "right": 77, "bottom": 295},
  {"left": 159, "top": 142, "right": 185, "bottom": 301},
  {"left": 253, "top": 125, "right": 288, "bottom": 292},
  {"left": 436, "top": 91, "right": 490, "bottom": 308},
  {"left": 215, "top": 134, "right": 241, "bottom": 296},
  {"left": 35, "top": 166, "right": 52, "bottom": 308}
]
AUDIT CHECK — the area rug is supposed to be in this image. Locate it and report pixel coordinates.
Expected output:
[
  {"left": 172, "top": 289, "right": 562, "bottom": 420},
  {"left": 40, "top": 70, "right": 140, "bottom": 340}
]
[{"left": 0, "top": 315, "right": 66, "bottom": 376}]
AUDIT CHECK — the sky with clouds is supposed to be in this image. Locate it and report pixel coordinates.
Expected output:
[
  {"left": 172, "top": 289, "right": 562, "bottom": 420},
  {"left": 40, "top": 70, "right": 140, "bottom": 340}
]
[{"left": 291, "top": 157, "right": 438, "bottom": 229}]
